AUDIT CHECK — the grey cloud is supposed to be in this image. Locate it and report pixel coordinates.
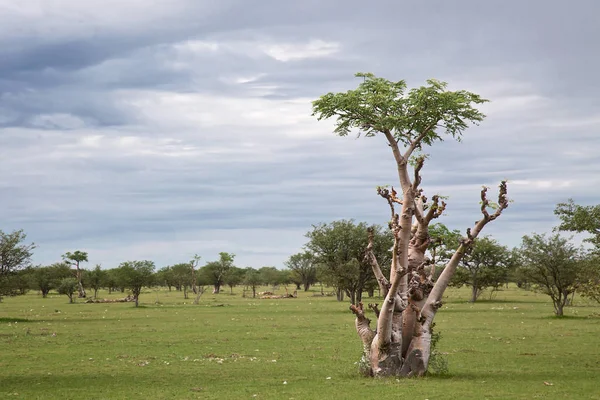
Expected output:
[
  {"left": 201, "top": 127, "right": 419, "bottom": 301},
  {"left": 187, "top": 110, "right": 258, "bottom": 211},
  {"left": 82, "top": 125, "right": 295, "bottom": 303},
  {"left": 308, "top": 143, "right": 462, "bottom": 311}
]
[{"left": 2, "top": 0, "right": 600, "bottom": 268}]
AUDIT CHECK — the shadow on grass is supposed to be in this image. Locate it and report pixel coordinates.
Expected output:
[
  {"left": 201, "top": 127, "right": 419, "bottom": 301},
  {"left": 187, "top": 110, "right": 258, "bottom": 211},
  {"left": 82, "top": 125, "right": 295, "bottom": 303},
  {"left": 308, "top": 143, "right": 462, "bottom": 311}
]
[
  {"left": 464, "top": 299, "right": 544, "bottom": 304},
  {"left": 538, "top": 314, "right": 590, "bottom": 320},
  {"left": 0, "top": 317, "right": 33, "bottom": 323}
]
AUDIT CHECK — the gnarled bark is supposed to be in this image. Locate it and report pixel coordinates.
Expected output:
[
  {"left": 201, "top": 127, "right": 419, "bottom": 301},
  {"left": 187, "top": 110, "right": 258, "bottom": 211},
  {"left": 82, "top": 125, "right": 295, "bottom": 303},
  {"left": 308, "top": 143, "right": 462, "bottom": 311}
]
[{"left": 354, "top": 158, "right": 508, "bottom": 377}]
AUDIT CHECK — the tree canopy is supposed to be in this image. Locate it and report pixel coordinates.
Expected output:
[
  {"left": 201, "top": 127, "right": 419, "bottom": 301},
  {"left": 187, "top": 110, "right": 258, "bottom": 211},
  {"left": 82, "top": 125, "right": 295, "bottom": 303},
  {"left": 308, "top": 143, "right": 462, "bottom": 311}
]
[
  {"left": 312, "top": 73, "right": 487, "bottom": 146},
  {"left": 555, "top": 199, "right": 600, "bottom": 250},
  {"left": 0, "top": 229, "right": 35, "bottom": 299},
  {"left": 518, "top": 233, "right": 583, "bottom": 316},
  {"left": 117, "top": 260, "right": 155, "bottom": 307}
]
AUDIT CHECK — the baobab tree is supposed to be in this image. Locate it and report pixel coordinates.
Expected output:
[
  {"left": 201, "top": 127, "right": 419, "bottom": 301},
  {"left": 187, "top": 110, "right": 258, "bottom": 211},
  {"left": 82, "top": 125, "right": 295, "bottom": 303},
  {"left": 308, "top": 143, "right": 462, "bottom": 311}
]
[{"left": 312, "top": 73, "right": 509, "bottom": 377}]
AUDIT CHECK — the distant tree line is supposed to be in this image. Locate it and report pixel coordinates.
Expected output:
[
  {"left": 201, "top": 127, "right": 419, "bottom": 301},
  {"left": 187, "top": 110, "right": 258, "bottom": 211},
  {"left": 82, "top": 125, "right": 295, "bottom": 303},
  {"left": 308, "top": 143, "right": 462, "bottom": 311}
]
[{"left": 1, "top": 198, "right": 599, "bottom": 314}]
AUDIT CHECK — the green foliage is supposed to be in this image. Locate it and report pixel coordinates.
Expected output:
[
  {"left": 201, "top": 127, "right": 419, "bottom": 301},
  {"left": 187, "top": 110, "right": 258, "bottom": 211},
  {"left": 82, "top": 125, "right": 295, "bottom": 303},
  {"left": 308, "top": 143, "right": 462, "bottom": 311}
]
[
  {"left": 116, "top": 260, "right": 155, "bottom": 307},
  {"left": 199, "top": 252, "right": 235, "bottom": 294},
  {"left": 170, "top": 263, "right": 194, "bottom": 293},
  {"left": 451, "top": 236, "right": 511, "bottom": 302},
  {"left": 257, "top": 266, "right": 285, "bottom": 287},
  {"left": 57, "top": 278, "right": 78, "bottom": 303},
  {"left": 61, "top": 250, "right": 88, "bottom": 266},
  {"left": 312, "top": 72, "right": 487, "bottom": 147},
  {"left": 427, "top": 327, "right": 449, "bottom": 376},
  {"left": 518, "top": 233, "right": 584, "bottom": 316},
  {"left": 0, "top": 229, "right": 35, "bottom": 299},
  {"left": 285, "top": 252, "right": 317, "bottom": 291},
  {"left": 428, "top": 223, "right": 462, "bottom": 269},
  {"left": 576, "top": 256, "right": 600, "bottom": 303},
  {"left": 243, "top": 267, "right": 262, "bottom": 298},
  {"left": 85, "top": 265, "right": 106, "bottom": 299},
  {"left": 30, "top": 263, "right": 72, "bottom": 297},
  {"left": 305, "top": 220, "right": 393, "bottom": 304},
  {"left": 555, "top": 199, "right": 600, "bottom": 250},
  {"left": 223, "top": 267, "right": 245, "bottom": 294}
]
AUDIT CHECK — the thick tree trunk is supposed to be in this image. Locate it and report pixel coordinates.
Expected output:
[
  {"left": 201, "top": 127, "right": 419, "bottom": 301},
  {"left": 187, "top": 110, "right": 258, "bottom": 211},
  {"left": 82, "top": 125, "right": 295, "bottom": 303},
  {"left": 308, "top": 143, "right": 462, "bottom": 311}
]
[
  {"left": 213, "top": 284, "right": 221, "bottom": 294},
  {"left": 336, "top": 288, "right": 345, "bottom": 302},
  {"left": 303, "top": 283, "right": 310, "bottom": 291},
  {"left": 354, "top": 184, "right": 508, "bottom": 377}
]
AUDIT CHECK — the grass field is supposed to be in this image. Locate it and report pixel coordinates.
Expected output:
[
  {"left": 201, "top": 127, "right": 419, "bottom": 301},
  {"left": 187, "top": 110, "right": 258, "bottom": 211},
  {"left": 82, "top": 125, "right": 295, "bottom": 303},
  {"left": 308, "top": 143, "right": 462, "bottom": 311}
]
[{"left": 1, "top": 286, "right": 599, "bottom": 400}]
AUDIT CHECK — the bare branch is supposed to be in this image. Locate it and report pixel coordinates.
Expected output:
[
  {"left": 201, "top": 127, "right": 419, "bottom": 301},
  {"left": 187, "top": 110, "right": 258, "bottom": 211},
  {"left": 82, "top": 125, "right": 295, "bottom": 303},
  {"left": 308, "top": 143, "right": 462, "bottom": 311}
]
[
  {"left": 350, "top": 302, "right": 376, "bottom": 347},
  {"left": 413, "top": 197, "right": 425, "bottom": 227},
  {"left": 365, "top": 227, "right": 391, "bottom": 297},
  {"left": 429, "top": 181, "right": 509, "bottom": 303},
  {"left": 368, "top": 303, "right": 381, "bottom": 318},
  {"left": 412, "top": 156, "right": 425, "bottom": 191}
]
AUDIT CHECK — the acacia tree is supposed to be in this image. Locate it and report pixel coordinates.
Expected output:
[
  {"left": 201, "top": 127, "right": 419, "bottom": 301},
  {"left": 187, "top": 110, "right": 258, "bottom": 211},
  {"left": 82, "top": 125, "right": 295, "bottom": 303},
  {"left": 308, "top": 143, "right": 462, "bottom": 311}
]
[
  {"left": 170, "top": 263, "right": 194, "bottom": 298},
  {"left": 86, "top": 265, "right": 106, "bottom": 299},
  {"left": 451, "top": 236, "right": 510, "bottom": 302},
  {"left": 62, "top": 250, "right": 88, "bottom": 298},
  {"left": 31, "top": 263, "right": 71, "bottom": 297},
  {"left": 577, "top": 256, "right": 600, "bottom": 303},
  {"left": 312, "top": 73, "right": 508, "bottom": 377},
  {"left": 306, "top": 220, "right": 392, "bottom": 304},
  {"left": 555, "top": 199, "right": 600, "bottom": 251},
  {"left": 243, "top": 267, "right": 261, "bottom": 298},
  {"left": 518, "top": 233, "right": 582, "bottom": 316},
  {"left": 0, "top": 229, "right": 35, "bottom": 300},
  {"left": 285, "top": 252, "right": 317, "bottom": 291},
  {"left": 200, "top": 252, "right": 235, "bottom": 294},
  {"left": 117, "top": 260, "right": 155, "bottom": 307},
  {"left": 57, "top": 278, "right": 78, "bottom": 303},
  {"left": 224, "top": 266, "right": 245, "bottom": 294}
]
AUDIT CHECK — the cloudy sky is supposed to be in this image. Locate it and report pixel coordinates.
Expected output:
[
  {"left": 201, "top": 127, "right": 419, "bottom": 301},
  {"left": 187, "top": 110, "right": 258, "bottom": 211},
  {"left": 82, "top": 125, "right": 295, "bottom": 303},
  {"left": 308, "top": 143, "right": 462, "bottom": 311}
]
[{"left": 1, "top": 0, "right": 598, "bottom": 270}]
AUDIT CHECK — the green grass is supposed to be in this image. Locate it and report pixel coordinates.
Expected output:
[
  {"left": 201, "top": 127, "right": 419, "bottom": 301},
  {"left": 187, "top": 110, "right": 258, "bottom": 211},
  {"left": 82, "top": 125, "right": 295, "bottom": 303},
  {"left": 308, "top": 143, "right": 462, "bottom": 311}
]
[{"left": 1, "top": 287, "right": 599, "bottom": 400}]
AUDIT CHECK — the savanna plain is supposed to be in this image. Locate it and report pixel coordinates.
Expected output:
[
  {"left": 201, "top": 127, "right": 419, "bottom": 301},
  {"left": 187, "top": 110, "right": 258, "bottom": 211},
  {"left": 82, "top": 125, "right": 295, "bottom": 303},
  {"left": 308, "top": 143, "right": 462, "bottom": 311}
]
[{"left": 1, "top": 286, "right": 599, "bottom": 400}]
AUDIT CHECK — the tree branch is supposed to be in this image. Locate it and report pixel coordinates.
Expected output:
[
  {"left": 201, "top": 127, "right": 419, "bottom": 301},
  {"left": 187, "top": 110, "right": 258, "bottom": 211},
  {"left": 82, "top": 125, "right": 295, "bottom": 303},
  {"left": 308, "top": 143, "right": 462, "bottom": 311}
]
[
  {"left": 350, "top": 302, "right": 376, "bottom": 347},
  {"left": 368, "top": 303, "right": 381, "bottom": 318},
  {"left": 402, "top": 123, "right": 436, "bottom": 160},
  {"left": 412, "top": 156, "right": 425, "bottom": 192},
  {"left": 428, "top": 181, "right": 509, "bottom": 304},
  {"left": 424, "top": 195, "right": 446, "bottom": 224},
  {"left": 365, "top": 227, "right": 391, "bottom": 297},
  {"left": 383, "top": 129, "right": 412, "bottom": 191}
]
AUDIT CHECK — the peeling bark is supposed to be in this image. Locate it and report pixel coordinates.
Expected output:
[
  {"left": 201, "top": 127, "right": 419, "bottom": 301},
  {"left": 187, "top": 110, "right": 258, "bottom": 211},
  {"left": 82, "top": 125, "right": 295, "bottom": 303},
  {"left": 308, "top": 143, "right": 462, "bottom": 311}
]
[{"left": 352, "top": 177, "right": 508, "bottom": 377}]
